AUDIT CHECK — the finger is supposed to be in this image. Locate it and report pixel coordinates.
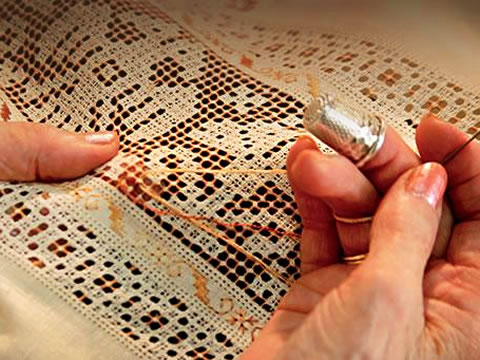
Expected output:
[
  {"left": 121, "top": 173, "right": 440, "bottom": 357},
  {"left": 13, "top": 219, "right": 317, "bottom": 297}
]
[
  {"left": 361, "top": 126, "right": 421, "bottom": 193},
  {"left": 291, "top": 125, "right": 422, "bottom": 257},
  {"left": 290, "top": 149, "right": 379, "bottom": 255},
  {"left": 287, "top": 137, "right": 340, "bottom": 272},
  {"left": 366, "top": 162, "right": 447, "bottom": 287},
  {"left": 416, "top": 114, "right": 480, "bottom": 221},
  {"left": 0, "top": 123, "right": 119, "bottom": 182},
  {"left": 342, "top": 123, "right": 451, "bottom": 258},
  {"left": 291, "top": 150, "right": 379, "bottom": 216}
]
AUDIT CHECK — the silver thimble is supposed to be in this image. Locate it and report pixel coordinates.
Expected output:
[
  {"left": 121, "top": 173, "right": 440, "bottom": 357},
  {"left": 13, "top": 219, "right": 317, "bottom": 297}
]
[{"left": 303, "top": 94, "right": 386, "bottom": 167}]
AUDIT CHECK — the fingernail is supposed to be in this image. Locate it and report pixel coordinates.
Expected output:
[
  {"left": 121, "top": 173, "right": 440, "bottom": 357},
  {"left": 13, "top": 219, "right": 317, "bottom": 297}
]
[
  {"left": 405, "top": 163, "right": 447, "bottom": 207},
  {"left": 297, "top": 135, "right": 317, "bottom": 147},
  {"left": 85, "top": 132, "right": 115, "bottom": 145},
  {"left": 421, "top": 113, "right": 440, "bottom": 123}
]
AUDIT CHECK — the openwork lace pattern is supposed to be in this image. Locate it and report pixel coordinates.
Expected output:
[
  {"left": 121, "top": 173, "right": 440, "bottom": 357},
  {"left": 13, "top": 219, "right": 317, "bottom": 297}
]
[{"left": 0, "top": 1, "right": 478, "bottom": 358}]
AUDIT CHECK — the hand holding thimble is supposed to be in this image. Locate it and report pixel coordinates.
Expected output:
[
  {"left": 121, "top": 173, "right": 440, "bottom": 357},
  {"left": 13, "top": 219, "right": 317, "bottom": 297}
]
[
  {"left": 297, "top": 93, "right": 453, "bottom": 265},
  {"left": 245, "top": 112, "right": 480, "bottom": 360}
]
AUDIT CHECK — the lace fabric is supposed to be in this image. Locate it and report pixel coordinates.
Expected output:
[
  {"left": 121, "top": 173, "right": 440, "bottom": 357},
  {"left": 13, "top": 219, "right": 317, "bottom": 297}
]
[{"left": 0, "top": 1, "right": 478, "bottom": 359}]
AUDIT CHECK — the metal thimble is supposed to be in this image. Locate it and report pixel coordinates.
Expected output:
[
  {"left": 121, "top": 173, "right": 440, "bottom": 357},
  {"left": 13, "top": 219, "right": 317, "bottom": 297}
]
[{"left": 303, "top": 94, "right": 386, "bottom": 167}]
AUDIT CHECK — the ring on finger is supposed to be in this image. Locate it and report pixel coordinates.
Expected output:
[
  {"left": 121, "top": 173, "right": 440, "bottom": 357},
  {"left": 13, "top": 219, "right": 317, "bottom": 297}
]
[
  {"left": 342, "top": 253, "right": 368, "bottom": 265},
  {"left": 333, "top": 213, "right": 374, "bottom": 224}
]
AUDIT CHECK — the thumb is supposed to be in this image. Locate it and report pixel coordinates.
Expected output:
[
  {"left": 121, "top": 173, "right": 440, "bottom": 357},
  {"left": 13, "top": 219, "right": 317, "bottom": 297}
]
[
  {"left": 339, "top": 162, "right": 448, "bottom": 353},
  {"left": 336, "top": 163, "right": 447, "bottom": 349},
  {"left": 0, "top": 123, "right": 119, "bottom": 182},
  {"left": 367, "top": 162, "right": 447, "bottom": 280}
]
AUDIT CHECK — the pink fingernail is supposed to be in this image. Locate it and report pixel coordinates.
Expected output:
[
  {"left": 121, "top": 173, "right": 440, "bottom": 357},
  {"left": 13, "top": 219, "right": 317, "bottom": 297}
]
[
  {"left": 295, "top": 135, "right": 318, "bottom": 150},
  {"left": 405, "top": 163, "right": 447, "bottom": 207},
  {"left": 298, "top": 135, "right": 315, "bottom": 143},
  {"left": 85, "top": 132, "right": 115, "bottom": 145}
]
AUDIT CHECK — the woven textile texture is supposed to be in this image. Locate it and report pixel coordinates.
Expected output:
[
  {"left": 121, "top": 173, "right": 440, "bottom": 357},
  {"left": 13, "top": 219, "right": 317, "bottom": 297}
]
[{"left": 0, "top": 1, "right": 479, "bottom": 359}]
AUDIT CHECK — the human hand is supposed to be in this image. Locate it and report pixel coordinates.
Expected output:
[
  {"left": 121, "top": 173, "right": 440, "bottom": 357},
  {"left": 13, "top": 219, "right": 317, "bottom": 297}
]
[
  {"left": 242, "top": 114, "right": 480, "bottom": 359},
  {"left": 0, "top": 122, "right": 119, "bottom": 182}
]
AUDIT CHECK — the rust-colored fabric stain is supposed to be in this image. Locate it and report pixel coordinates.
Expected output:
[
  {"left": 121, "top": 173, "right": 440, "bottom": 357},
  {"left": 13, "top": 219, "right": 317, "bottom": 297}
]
[
  {"left": 1, "top": 102, "right": 10, "bottom": 121},
  {"left": 108, "top": 202, "right": 124, "bottom": 236}
]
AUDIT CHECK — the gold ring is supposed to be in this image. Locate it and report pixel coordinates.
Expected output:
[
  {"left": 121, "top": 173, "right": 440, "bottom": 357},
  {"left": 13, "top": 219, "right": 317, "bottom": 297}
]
[
  {"left": 342, "top": 253, "right": 368, "bottom": 265},
  {"left": 333, "top": 214, "right": 374, "bottom": 224}
]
